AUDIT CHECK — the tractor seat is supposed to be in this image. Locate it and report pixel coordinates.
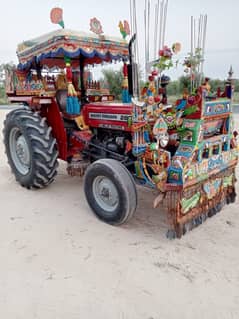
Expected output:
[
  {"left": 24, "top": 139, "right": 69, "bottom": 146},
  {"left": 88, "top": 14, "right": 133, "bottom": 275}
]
[{"left": 55, "top": 89, "right": 67, "bottom": 113}]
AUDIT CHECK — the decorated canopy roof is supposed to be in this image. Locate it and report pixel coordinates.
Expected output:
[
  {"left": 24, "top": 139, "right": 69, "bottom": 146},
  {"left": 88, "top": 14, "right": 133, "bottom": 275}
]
[{"left": 17, "top": 29, "right": 129, "bottom": 70}]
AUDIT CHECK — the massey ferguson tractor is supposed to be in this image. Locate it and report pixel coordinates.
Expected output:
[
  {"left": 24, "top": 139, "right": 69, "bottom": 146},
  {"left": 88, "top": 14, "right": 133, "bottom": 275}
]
[{"left": 3, "top": 19, "right": 238, "bottom": 238}]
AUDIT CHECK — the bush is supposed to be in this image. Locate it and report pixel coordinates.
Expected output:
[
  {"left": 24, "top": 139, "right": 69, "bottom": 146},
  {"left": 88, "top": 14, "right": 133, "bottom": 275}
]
[
  {"left": 101, "top": 69, "right": 123, "bottom": 100},
  {"left": 0, "top": 86, "right": 7, "bottom": 105}
]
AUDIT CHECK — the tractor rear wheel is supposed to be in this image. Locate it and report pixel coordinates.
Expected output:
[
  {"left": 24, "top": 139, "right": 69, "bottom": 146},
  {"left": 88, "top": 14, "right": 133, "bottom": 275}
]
[
  {"left": 3, "top": 108, "right": 58, "bottom": 189},
  {"left": 84, "top": 159, "right": 137, "bottom": 225}
]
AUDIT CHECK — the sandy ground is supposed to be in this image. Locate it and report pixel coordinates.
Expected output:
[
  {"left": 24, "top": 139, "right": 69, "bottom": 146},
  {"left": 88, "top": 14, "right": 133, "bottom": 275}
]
[{"left": 0, "top": 108, "right": 239, "bottom": 319}]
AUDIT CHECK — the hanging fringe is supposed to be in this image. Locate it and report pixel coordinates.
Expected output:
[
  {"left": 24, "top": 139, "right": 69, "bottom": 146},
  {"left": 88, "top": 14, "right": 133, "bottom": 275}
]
[{"left": 65, "top": 58, "right": 81, "bottom": 115}]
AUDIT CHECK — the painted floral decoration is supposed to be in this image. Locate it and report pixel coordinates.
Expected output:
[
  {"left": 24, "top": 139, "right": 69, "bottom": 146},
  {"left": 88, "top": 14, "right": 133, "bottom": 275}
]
[
  {"left": 50, "top": 7, "right": 64, "bottom": 29},
  {"left": 90, "top": 17, "right": 103, "bottom": 35}
]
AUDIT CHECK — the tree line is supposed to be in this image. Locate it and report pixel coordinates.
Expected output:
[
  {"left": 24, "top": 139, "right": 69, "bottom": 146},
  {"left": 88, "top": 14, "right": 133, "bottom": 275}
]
[
  {"left": 0, "top": 63, "right": 238, "bottom": 104},
  {"left": 102, "top": 69, "right": 239, "bottom": 102},
  {"left": 167, "top": 76, "right": 239, "bottom": 97}
]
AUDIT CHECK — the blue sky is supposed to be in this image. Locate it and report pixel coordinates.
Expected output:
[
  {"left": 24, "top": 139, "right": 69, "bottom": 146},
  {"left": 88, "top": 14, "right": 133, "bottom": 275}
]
[{"left": 0, "top": 0, "right": 238, "bottom": 79}]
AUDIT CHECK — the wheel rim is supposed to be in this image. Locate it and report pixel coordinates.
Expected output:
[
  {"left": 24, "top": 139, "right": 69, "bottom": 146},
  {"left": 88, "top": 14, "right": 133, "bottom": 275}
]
[
  {"left": 92, "top": 176, "right": 119, "bottom": 213},
  {"left": 9, "top": 127, "right": 31, "bottom": 175}
]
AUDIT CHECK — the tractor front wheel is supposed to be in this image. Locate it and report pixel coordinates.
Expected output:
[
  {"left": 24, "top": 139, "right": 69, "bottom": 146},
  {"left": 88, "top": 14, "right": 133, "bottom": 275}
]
[
  {"left": 84, "top": 159, "right": 137, "bottom": 225},
  {"left": 3, "top": 108, "right": 58, "bottom": 189}
]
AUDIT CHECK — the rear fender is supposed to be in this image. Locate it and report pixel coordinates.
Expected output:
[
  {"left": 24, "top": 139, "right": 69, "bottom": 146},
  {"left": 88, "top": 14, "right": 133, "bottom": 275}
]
[{"left": 40, "top": 98, "right": 67, "bottom": 160}]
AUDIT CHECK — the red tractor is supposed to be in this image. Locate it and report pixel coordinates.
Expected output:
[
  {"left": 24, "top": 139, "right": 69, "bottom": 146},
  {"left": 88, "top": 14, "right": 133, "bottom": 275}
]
[
  {"left": 4, "top": 28, "right": 238, "bottom": 238},
  {"left": 4, "top": 29, "right": 138, "bottom": 226}
]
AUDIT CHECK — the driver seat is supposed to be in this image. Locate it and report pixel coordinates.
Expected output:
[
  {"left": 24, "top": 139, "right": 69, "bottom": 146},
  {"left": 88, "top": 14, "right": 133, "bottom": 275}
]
[{"left": 55, "top": 89, "right": 68, "bottom": 113}]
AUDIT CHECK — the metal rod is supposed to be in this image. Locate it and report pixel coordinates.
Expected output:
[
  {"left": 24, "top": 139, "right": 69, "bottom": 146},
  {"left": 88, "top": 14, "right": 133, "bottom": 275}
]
[
  {"left": 136, "top": 2, "right": 140, "bottom": 64},
  {"left": 132, "top": 0, "right": 140, "bottom": 98},
  {"left": 131, "top": 0, "right": 135, "bottom": 95},
  {"left": 155, "top": 0, "right": 160, "bottom": 92},
  {"left": 147, "top": 0, "right": 150, "bottom": 62},
  {"left": 162, "top": 0, "right": 168, "bottom": 48},
  {"left": 144, "top": 0, "right": 147, "bottom": 79},
  {"left": 197, "top": 15, "right": 203, "bottom": 86},
  {"left": 190, "top": 16, "right": 194, "bottom": 93},
  {"left": 158, "top": 1, "right": 163, "bottom": 51},
  {"left": 154, "top": 2, "right": 158, "bottom": 60},
  {"left": 197, "top": 15, "right": 201, "bottom": 49},
  {"left": 130, "top": 0, "right": 133, "bottom": 35},
  {"left": 156, "top": 0, "right": 160, "bottom": 58},
  {"left": 200, "top": 14, "right": 207, "bottom": 84},
  {"left": 193, "top": 18, "right": 195, "bottom": 52},
  {"left": 79, "top": 57, "right": 86, "bottom": 104}
]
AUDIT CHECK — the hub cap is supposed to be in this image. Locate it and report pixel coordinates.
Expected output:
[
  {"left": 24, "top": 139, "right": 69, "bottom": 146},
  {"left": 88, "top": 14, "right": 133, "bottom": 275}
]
[
  {"left": 9, "top": 127, "right": 30, "bottom": 175},
  {"left": 92, "top": 176, "right": 119, "bottom": 213}
]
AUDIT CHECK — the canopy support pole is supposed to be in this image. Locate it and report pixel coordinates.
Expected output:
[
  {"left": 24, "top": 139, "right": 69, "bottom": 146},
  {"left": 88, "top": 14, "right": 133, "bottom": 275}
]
[{"left": 79, "top": 57, "right": 86, "bottom": 105}]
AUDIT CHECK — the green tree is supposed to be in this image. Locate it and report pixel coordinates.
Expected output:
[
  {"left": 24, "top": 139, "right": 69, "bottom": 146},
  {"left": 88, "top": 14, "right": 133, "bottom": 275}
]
[
  {"left": 233, "top": 79, "right": 239, "bottom": 92},
  {"left": 101, "top": 69, "right": 123, "bottom": 100},
  {"left": 0, "top": 62, "right": 16, "bottom": 104},
  {"left": 209, "top": 79, "right": 224, "bottom": 92},
  {"left": 178, "top": 75, "right": 191, "bottom": 92},
  {"left": 0, "top": 62, "right": 15, "bottom": 84},
  {"left": 167, "top": 80, "right": 180, "bottom": 96},
  {"left": 101, "top": 65, "right": 144, "bottom": 100}
]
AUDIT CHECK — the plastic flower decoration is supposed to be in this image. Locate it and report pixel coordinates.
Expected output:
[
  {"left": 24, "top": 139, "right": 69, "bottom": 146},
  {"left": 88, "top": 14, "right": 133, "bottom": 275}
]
[
  {"left": 119, "top": 20, "right": 130, "bottom": 39},
  {"left": 172, "top": 42, "right": 181, "bottom": 54},
  {"left": 124, "top": 21, "right": 130, "bottom": 37},
  {"left": 159, "top": 46, "right": 173, "bottom": 59},
  {"left": 183, "top": 48, "right": 203, "bottom": 73},
  {"left": 155, "top": 46, "right": 173, "bottom": 72},
  {"left": 50, "top": 7, "right": 64, "bottom": 29},
  {"left": 155, "top": 44, "right": 181, "bottom": 73},
  {"left": 90, "top": 17, "right": 103, "bottom": 35}
]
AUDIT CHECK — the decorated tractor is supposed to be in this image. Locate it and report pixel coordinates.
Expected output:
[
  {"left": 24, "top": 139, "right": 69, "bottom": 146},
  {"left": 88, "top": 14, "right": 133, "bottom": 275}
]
[{"left": 3, "top": 7, "right": 238, "bottom": 238}]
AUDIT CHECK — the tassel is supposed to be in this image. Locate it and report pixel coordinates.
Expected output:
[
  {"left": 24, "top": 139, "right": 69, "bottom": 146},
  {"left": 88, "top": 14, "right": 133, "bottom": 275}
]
[
  {"left": 73, "top": 96, "right": 81, "bottom": 114},
  {"left": 66, "top": 96, "right": 74, "bottom": 114},
  {"left": 65, "top": 58, "right": 81, "bottom": 115},
  {"left": 68, "top": 83, "right": 76, "bottom": 96}
]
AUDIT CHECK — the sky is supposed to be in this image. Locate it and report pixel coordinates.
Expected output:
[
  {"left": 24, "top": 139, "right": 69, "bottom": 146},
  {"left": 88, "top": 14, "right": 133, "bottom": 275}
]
[{"left": 0, "top": 0, "right": 238, "bottom": 80}]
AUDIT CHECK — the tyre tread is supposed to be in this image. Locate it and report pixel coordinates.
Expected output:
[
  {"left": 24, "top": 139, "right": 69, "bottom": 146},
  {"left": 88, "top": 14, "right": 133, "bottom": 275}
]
[
  {"left": 3, "top": 108, "right": 59, "bottom": 189},
  {"left": 84, "top": 159, "right": 137, "bottom": 225}
]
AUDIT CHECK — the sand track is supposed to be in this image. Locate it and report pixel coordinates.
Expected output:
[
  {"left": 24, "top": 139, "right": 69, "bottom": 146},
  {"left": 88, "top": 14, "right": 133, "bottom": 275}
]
[{"left": 0, "top": 109, "right": 239, "bottom": 319}]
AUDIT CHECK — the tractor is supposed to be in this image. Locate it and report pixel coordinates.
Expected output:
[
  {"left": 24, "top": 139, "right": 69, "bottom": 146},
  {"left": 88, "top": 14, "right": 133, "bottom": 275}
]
[{"left": 3, "top": 26, "right": 238, "bottom": 238}]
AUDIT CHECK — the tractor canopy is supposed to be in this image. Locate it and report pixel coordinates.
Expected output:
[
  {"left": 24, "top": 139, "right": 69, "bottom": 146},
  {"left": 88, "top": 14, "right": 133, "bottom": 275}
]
[{"left": 17, "top": 29, "right": 129, "bottom": 70}]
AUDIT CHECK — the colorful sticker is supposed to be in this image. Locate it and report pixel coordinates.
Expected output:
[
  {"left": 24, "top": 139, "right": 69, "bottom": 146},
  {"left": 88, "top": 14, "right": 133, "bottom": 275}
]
[
  {"left": 203, "top": 178, "right": 222, "bottom": 199},
  {"left": 90, "top": 17, "right": 103, "bottom": 35},
  {"left": 181, "top": 192, "right": 200, "bottom": 214},
  {"left": 204, "top": 101, "right": 230, "bottom": 116},
  {"left": 167, "top": 167, "right": 183, "bottom": 184},
  {"left": 223, "top": 174, "right": 233, "bottom": 188}
]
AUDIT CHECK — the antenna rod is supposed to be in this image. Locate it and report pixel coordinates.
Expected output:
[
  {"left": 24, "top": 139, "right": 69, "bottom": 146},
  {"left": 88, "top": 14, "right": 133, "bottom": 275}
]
[
  {"left": 130, "top": 0, "right": 133, "bottom": 35},
  {"left": 158, "top": 1, "right": 163, "bottom": 51},
  {"left": 147, "top": 0, "right": 150, "bottom": 62},
  {"left": 144, "top": 0, "right": 147, "bottom": 79},
  {"left": 190, "top": 16, "right": 194, "bottom": 93},
  {"left": 154, "top": 2, "right": 159, "bottom": 60},
  {"left": 199, "top": 14, "right": 207, "bottom": 85},
  {"left": 162, "top": 0, "right": 168, "bottom": 48},
  {"left": 197, "top": 14, "right": 203, "bottom": 86}
]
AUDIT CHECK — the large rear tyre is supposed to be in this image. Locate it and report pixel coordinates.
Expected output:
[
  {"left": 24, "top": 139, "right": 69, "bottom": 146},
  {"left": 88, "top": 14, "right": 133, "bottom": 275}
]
[
  {"left": 3, "top": 108, "right": 58, "bottom": 189},
  {"left": 84, "top": 159, "right": 137, "bottom": 225}
]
